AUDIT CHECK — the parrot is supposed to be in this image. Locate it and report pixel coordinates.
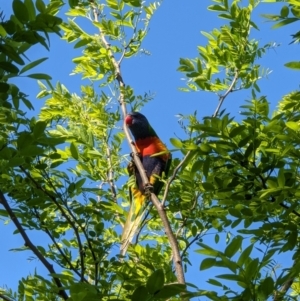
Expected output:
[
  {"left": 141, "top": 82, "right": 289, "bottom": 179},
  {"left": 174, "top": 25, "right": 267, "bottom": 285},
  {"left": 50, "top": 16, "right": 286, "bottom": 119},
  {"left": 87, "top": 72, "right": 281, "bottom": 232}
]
[{"left": 120, "top": 112, "right": 172, "bottom": 256}]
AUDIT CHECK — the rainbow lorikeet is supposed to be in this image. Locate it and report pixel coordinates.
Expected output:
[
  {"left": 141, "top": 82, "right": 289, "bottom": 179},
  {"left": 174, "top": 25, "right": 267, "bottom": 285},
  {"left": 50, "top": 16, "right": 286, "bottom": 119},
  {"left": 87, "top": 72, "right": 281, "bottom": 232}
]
[{"left": 120, "top": 112, "right": 172, "bottom": 255}]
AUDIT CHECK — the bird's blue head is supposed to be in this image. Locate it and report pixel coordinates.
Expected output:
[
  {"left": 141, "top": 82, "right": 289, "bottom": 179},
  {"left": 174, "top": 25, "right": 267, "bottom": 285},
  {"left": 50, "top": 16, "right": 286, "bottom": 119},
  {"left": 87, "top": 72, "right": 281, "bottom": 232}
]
[{"left": 125, "top": 112, "right": 156, "bottom": 140}]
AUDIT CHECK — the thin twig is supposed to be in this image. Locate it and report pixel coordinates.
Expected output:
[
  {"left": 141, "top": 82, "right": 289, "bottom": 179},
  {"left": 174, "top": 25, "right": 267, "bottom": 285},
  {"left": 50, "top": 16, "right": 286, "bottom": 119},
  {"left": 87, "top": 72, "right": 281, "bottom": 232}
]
[
  {"left": 213, "top": 70, "right": 239, "bottom": 117},
  {"left": 106, "top": 144, "right": 117, "bottom": 201},
  {"left": 0, "top": 191, "right": 68, "bottom": 300}
]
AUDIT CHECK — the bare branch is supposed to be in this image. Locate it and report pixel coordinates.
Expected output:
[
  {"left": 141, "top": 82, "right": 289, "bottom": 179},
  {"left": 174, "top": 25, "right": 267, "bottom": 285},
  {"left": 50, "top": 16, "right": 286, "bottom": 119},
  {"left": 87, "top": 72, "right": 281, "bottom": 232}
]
[
  {"left": 0, "top": 191, "right": 69, "bottom": 300},
  {"left": 213, "top": 70, "right": 239, "bottom": 117}
]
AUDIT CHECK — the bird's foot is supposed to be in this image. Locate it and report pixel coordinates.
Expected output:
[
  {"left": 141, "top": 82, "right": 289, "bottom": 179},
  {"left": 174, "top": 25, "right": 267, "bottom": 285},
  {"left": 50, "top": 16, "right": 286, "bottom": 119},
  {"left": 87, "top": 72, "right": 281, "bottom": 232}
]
[
  {"left": 130, "top": 151, "right": 141, "bottom": 159},
  {"left": 144, "top": 183, "right": 153, "bottom": 196}
]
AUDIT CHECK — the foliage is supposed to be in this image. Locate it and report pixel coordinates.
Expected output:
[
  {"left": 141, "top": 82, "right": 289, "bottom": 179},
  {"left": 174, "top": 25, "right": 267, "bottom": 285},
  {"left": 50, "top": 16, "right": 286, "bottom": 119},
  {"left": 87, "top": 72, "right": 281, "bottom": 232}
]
[{"left": 0, "top": 0, "right": 300, "bottom": 300}]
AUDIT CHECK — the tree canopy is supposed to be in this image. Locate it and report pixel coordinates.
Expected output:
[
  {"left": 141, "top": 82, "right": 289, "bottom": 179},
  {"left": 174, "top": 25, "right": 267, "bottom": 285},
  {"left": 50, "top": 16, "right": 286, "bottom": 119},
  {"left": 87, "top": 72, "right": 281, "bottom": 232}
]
[{"left": 1, "top": 0, "right": 300, "bottom": 300}]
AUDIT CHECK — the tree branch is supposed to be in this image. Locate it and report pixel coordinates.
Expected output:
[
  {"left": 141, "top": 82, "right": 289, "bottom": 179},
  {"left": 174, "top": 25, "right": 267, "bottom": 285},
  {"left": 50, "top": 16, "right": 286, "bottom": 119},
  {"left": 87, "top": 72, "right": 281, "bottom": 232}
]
[
  {"left": 32, "top": 208, "right": 87, "bottom": 282},
  {"left": 92, "top": 6, "right": 186, "bottom": 286},
  {"left": 0, "top": 191, "right": 69, "bottom": 300},
  {"left": 106, "top": 144, "right": 117, "bottom": 202},
  {"left": 162, "top": 70, "right": 240, "bottom": 205},
  {"left": 273, "top": 278, "right": 294, "bottom": 301},
  {"left": 19, "top": 166, "right": 86, "bottom": 282}
]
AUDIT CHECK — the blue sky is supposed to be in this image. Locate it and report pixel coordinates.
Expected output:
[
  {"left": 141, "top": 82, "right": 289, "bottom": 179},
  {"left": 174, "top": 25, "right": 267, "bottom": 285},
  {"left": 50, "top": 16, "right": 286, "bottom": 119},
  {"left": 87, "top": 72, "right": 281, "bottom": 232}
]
[{"left": 1, "top": 0, "right": 299, "bottom": 297}]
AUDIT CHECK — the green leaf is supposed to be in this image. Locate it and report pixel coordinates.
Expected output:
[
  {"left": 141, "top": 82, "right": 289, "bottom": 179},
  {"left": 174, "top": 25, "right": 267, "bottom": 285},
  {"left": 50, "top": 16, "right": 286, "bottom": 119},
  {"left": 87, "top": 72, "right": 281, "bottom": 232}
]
[
  {"left": 33, "top": 121, "right": 47, "bottom": 138},
  {"left": 286, "top": 121, "right": 299, "bottom": 131},
  {"left": 19, "top": 57, "right": 48, "bottom": 74},
  {"left": 0, "top": 82, "right": 10, "bottom": 93},
  {"left": 13, "top": 0, "right": 29, "bottom": 23},
  {"left": 70, "top": 143, "right": 79, "bottom": 160},
  {"left": 146, "top": 269, "right": 164, "bottom": 294},
  {"left": 26, "top": 73, "right": 52, "bottom": 80},
  {"left": 123, "top": 0, "right": 141, "bottom": 7},
  {"left": 280, "top": 6, "right": 289, "bottom": 18},
  {"left": 196, "top": 243, "right": 219, "bottom": 256},
  {"left": 237, "top": 244, "right": 253, "bottom": 267},
  {"left": 259, "top": 277, "right": 274, "bottom": 296},
  {"left": 20, "top": 146, "right": 45, "bottom": 156},
  {"left": 107, "top": 0, "right": 119, "bottom": 10},
  {"left": 0, "top": 62, "right": 19, "bottom": 73},
  {"left": 36, "top": 0, "right": 46, "bottom": 13},
  {"left": 154, "top": 284, "right": 186, "bottom": 299},
  {"left": 170, "top": 138, "right": 182, "bottom": 148},
  {"left": 178, "top": 58, "right": 195, "bottom": 72},
  {"left": 272, "top": 18, "right": 298, "bottom": 29},
  {"left": 229, "top": 125, "right": 246, "bottom": 138},
  {"left": 277, "top": 168, "right": 285, "bottom": 188},
  {"left": 0, "top": 45, "right": 25, "bottom": 65},
  {"left": 75, "top": 178, "right": 86, "bottom": 190},
  {"left": 8, "top": 157, "right": 25, "bottom": 167},
  {"left": 208, "top": 5, "right": 227, "bottom": 12},
  {"left": 68, "top": 0, "right": 79, "bottom": 8},
  {"left": 24, "top": 0, "right": 36, "bottom": 21},
  {"left": 207, "top": 279, "right": 223, "bottom": 287},
  {"left": 245, "top": 258, "right": 259, "bottom": 279},
  {"left": 132, "top": 286, "right": 150, "bottom": 301},
  {"left": 216, "top": 274, "right": 244, "bottom": 282},
  {"left": 224, "top": 236, "right": 243, "bottom": 258},
  {"left": 200, "top": 258, "right": 216, "bottom": 270},
  {"left": 284, "top": 61, "right": 300, "bottom": 70}
]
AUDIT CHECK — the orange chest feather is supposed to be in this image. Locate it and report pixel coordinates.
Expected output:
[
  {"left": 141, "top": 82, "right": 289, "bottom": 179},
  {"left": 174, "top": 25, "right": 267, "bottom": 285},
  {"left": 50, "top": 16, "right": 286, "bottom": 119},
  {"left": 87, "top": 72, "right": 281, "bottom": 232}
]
[{"left": 135, "top": 136, "right": 170, "bottom": 160}]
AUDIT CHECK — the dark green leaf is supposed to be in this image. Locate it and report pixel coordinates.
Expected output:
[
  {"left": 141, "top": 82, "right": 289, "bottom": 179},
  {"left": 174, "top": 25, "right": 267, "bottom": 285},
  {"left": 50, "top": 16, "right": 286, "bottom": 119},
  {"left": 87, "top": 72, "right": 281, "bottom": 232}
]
[
  {"left": 35, "top": 0, "right": 46, "bottom": 13},
  {"left": 0, "top": 82, "right": 10, "bottom": 93},
  {"left": 13, "top": 0, "right": 29, "bottom": 23},
  {"left": 154, "top": 284, "right": 186, "bottom": 299},
  {"left": 19, "top": 57, "right": 48, "bottom": 74},
  {"left": 284, "top": 61, "right": 300, "bottom": 70},
  {"left": 208, "top": 5, "right": 227, "bottom": 12},
  {"left": 245, "top": 258, "right": 259, "bottom": 279},
  {"left": 70, "top": 143, "right": 79, "bottom": 160},
  {"left": 33, "top": 121, "right": 47, "bottom": 138},
  {"left": 132, "top": 286, "right": 150, "bottom": 301},
  {"left": 0, "top": 62, "right": 19, "bottom": 73},
  {"left": 27, "top": 73, "right": 52, "bottom": 80},
  {"left": 146, "top": 269, "right": 164, "bottom": 294},
  {"left": 280, "top": 6, "right": 289, "bottom": 18},
  {"left": 123, "top": 0, "right": 141, "bottom": 8},
  {"left": 68, "top": 0, "right": 79, "bottom": 8},
  {"left": 24, "top": 0, "right": 36, "bottom": 21},
  {"left": 237, "top": 244, "right": 253, "bottom": 267},
  {"left": 8, "top": 157, "right": 24, "bottom": 167},
  {"left": 216, "top": 274, "right": 244, "bottom": 282},
  {"left": 272, "top": 18, "right": 298, "bottom": 29},
  {"left": 200, "top": 258, "right": 216, "bottom": 270},
  {"left": 225, "top": 236, "right": 243, "bottom": 258}
]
